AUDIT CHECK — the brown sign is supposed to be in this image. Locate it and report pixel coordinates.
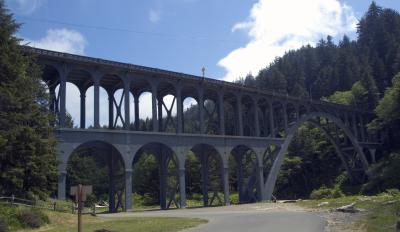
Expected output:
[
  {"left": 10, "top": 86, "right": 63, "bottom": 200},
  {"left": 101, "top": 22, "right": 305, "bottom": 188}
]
[{"left": 70, "top": 185, "right": 92, "bottom": 202}]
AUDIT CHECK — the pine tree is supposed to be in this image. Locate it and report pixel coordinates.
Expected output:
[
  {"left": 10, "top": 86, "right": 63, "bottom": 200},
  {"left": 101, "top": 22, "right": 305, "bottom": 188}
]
[{"left": 0, "top": 0, "right": 57, "bottom": 199}]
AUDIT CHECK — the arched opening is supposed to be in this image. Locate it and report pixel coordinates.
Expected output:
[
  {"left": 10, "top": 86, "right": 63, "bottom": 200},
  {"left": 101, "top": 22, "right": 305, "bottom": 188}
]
[
  {"left": 132, "top": 143, "right": 180, "bottom": 210},
  {"left": 157, "top": 82, "right": 177, "bottom": 133},
  {"left": 203, "top": 99, "right": 218, "bottom": 135},
  {"left": 223, "top": 92, "right": 236, "bottom": 136},
  {"left": 229, "top": 145, "right": 259, "bottom": 204},
  {"left": 66, "top": 141, "right": 125, "bottom": 213},
  {"left": 54, "top": 82, "right": 80, "bottom": 128},
  {"left": 183, "top": 96, "right": 199, "bottom": 134},
  {"left": 100, "top": 74, "right": 124, "bottom": 129},
  {"left": 185, "top": 144, "right": 223, "bottom": 207},
  {"left": 263, "top": 112, "right": 370, "bottom": 200},
  {"left": 242, "top": 95, "right": 255, "bottom": 137}
]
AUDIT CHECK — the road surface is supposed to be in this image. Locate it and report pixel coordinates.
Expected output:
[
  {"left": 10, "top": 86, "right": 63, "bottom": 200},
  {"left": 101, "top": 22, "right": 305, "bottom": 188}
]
[{"left": 100, "top": 203, "right": 326, "bottom": 232}]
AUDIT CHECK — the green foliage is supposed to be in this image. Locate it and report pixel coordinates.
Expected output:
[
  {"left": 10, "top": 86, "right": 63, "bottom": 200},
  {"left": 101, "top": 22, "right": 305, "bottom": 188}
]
[
  {"left": 309, "top": 186, "right": 344, "bottom": 199},
  {"left": 16, "top": 208, "right": 49, "bottom": 228},
  {"left": 0, "top": 217, "right": 7, "bottom": 232},
  {"left": 361, "top": 152, "right": 400, "bottom": 194},
  {"left": 369, "top": 73, "right": 400, "bottom": 148},
  {"left": 0, "top": 0, "right": 57, "bottom": 199}
]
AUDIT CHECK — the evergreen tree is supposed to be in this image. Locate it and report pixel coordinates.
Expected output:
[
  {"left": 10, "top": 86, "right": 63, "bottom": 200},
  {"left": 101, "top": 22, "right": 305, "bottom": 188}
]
[{"left": 0, "top": 0, "right": 57, "bottom": 199}]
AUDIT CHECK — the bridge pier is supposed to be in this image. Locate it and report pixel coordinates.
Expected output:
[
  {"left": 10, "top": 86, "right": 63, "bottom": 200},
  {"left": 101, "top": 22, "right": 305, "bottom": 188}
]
[
  {"left": 57, "top": 171, "right": 67, "bottom": 200},
  {"left": 200, "top": 154, "right": 209, "bottom": 206},
  {"left": 125, "top": 169, "right": 133, "bottom": 211}
]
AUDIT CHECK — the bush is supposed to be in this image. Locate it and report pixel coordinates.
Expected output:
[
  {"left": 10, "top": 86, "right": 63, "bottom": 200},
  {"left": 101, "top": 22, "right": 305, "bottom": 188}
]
[
  {"left": 16, "top": 209, "right": 49, "bottom": 229},
  {"left": 229, "top": 192, "right": 239, "bottom": 204},
  {"left": 309, "top": 186, "right": 344, "bottom": 199},
  {"left": 0, "top": 217, "right": 8, "bottom": 232}
]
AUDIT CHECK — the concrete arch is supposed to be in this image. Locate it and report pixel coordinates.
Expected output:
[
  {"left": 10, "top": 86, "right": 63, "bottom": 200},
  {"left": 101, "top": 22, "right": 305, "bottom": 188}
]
[{"left": 263, "top": 111, "right": 370, "bottom": 200}]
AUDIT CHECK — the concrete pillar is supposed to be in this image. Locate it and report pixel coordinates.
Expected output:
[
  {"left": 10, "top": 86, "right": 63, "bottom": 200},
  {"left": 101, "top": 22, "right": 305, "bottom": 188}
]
[
  {"left": 59, "top": 74, "right": 67, "bottom": 127},
  {"left": 178, "top": 168, "right": 186, "bottom": 208},
  {"left": 257, "top": 165, "right": 264, "bottom": 201},
  {"left": 158, "top": 97, "right": 163, "bottom": 131},
  {"left": 158, "top": 154, "right": 167, "bottom": 209},
  {"left": 295, "top": 104, "right": 300, "bottom": 120},
  {"left": 125, "top": 169, "right": 133, "bottom": 211},
  {"left": 134, "top": 94, "right": 140, "bottom": 130},
  {"left": 176, "top": 87, "right": 183, "bottom": 133},
  {"left": 108, "top": 93, "right": 114, "bottom": 129},
  {"left": 80, "top": 90, "right": 86, "bottom": 129},
  {"left": 57, "top": 171, "right": 66, "bottom": 200},
  {"left": 283, "top": 103, "right": 288, "bottom": 134},
  {"left": 201, "top": 154, "right": 209, "bottom": 206},
  {"left": 151, "top": 85, "right": 158, "bottom": 132},
  {"left": 109, "top": 152, "right": 116, "bottom": 213},
  {"left": 94, "top": 80, "right": 100, "bottom": 128},
  {"left": 254, "top": 100, "right": 260, "bottom": 137},
  {"left": 269, "top": 101, "right": 274, "bottom": 137},
  {"left": 369, "top": 148, "right": 377, "bottom": 164},
  {"left": 236, "top": 156, "right": 243, "bottom": 202},
  {"left": 124, "top": 86, "right": 130, "bottom": 130},
  {"left": 218, "top": 91, "right": 225, "bottom": 135},
  {"left": 198, "top": 88, "right": 205, "bottom": 134},
  {"left": 222, "top": 167, "right": 230, "bottom": 205},
  {"left": 236, "top": 95, "right": 243, "bottom": 136}
]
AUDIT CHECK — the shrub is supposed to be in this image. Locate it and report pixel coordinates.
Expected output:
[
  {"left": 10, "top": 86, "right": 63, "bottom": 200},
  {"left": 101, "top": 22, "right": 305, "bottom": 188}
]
[
  {"left": 229, "top": 192, "right": 239, "bottom": 204},
  {"left": 0, "top": 217, "right": 8, "bottom": 232},
  {"left": 16, "top": 209, "right": 49, "bottom": 229},
  {"left": 384, "top": 188, "right": 400, "bottom": 197},
  {"left": 310, "top": 186, "right": 344, "bottom": 199}
]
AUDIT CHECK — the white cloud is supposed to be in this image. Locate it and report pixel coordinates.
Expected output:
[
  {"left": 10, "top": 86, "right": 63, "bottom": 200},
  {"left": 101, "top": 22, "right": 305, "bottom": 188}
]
[
  {"left": 25, "top": 28, "right": 87, "bottom": 55},
  {"left": 13, "top": 0, "right": 44, "bottom": 14},
  {"left": 218, "top": 0, "right": 358, "bottom": 82},
  {"left": 149, "top": 9, "right": 161, "bottom": 23}
]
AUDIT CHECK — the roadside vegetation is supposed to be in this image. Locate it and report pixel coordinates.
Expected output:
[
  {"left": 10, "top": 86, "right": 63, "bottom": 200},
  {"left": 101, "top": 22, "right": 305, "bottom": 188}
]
[{"left": 296, "top": 189, "right": 400, "bottom": 231}]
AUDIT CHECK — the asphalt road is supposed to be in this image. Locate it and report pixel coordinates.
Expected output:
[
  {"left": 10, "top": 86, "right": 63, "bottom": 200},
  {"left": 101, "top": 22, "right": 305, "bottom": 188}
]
[{"left": 100, "top": 204, "right": 326, "bottom": 232}]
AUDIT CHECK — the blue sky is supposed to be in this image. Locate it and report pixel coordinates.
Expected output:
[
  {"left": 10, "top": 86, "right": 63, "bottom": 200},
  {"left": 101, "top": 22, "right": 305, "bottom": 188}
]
[{"left": 4, "top": 0, "right": 400, "bottom": 127}]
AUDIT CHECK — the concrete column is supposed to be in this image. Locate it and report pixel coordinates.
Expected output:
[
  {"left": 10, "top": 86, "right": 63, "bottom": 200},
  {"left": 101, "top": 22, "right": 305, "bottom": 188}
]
[
  {"left": 80, "top": 90, "right": 86, "bottom": 129},
  {"left": 198, "top": 88, "right": 205, "bottom": 134},
  {"left": 295, "top": 104, "right": 300, "bottom": 120},
  {"left": 94, "top": 80, "right": 100, "bottom": 128},
  {"left": 125, "top": 169, "right": 133, "bottom": 211},
  {"left": 222, "top": 167, "right": 230, "bottom": 205},
  {"left": 201, "top": 154, "right": 209, "bottom": 206},
  {"left": 369, "top": 148, "right": 377, "bottom": 164},
  {"left": 158, "top": 97, "right": 163, "bottom": 131},
  {"left": 236, "top": 156, "right": 243, "bottom": 202},
  {"left": 176, "top": 87, "right": 183, "bottom": 133},
  {"left": 283, "top": 103, "right": 288, "bottom": 134},
  {"left": 257, "top": 165, "right": 265, "bottom": 201},
  {"left": 109, "top": 152, "right": 116, "bottom": 213},
  {"left": 59, "top": 74, "right": 67, "bottom": 127},
  {"left": 134, "top": 94, "right": 140, "bottom": 130},
  {"left": 151, "top": 85, "right": 158, "bottom": 132},
  {"left": 254, "top": 100, "right": 260, "bottom": 137},
  {"left": 158, "top": 154, "right": 167, "bottom": 209},
  {"left": 108, "top": 93, "right": 114, "bottom": 129},
  {"left": 218, "top": 91, "right": 225, "bottom": 135},
  {"left": 236, "top": 95, "right": 243, "bottom": 136},
  {"left": 178, "top": 168, "right": 186, "bottom": 208},
  {"left": 269, "top": 101, "right": 274, "bottom": 137},
  {"left": 124, "top": 86, "right": 130, "bottom": 130},
  {"left": 57, "top": 171, "right": 66, "bottom": 200}
]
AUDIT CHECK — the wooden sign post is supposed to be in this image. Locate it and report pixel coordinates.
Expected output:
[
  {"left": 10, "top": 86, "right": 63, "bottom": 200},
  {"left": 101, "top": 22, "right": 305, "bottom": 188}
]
[{"left": 70, "top": 184, "right": 92, "bottom": 232}]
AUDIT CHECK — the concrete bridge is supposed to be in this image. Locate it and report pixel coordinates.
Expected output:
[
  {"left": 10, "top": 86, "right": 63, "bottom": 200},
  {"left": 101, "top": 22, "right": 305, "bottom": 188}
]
[{"left": 26, "top": 46, "right": 381, "bottom": 212}]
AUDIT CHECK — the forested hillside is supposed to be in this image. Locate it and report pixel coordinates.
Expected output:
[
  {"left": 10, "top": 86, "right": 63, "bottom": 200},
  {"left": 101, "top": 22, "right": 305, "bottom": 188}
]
[{"left": 238, "top": 2, "right": 400, "bottom": 199}]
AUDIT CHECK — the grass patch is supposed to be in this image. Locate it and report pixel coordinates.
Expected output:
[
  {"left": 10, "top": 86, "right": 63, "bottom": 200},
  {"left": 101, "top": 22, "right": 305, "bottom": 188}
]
[
  {"left": 295, "top": 191, "right": 400, "bottom": 232},
  {"left": 25, "top": 211, "right": 206, "bottom": 232}
]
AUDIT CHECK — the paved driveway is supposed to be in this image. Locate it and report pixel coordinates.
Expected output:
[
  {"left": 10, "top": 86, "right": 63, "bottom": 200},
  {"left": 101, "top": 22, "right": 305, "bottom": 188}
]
[{"left": 100, "top": 203, "right": 326, "bottom": 232}]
